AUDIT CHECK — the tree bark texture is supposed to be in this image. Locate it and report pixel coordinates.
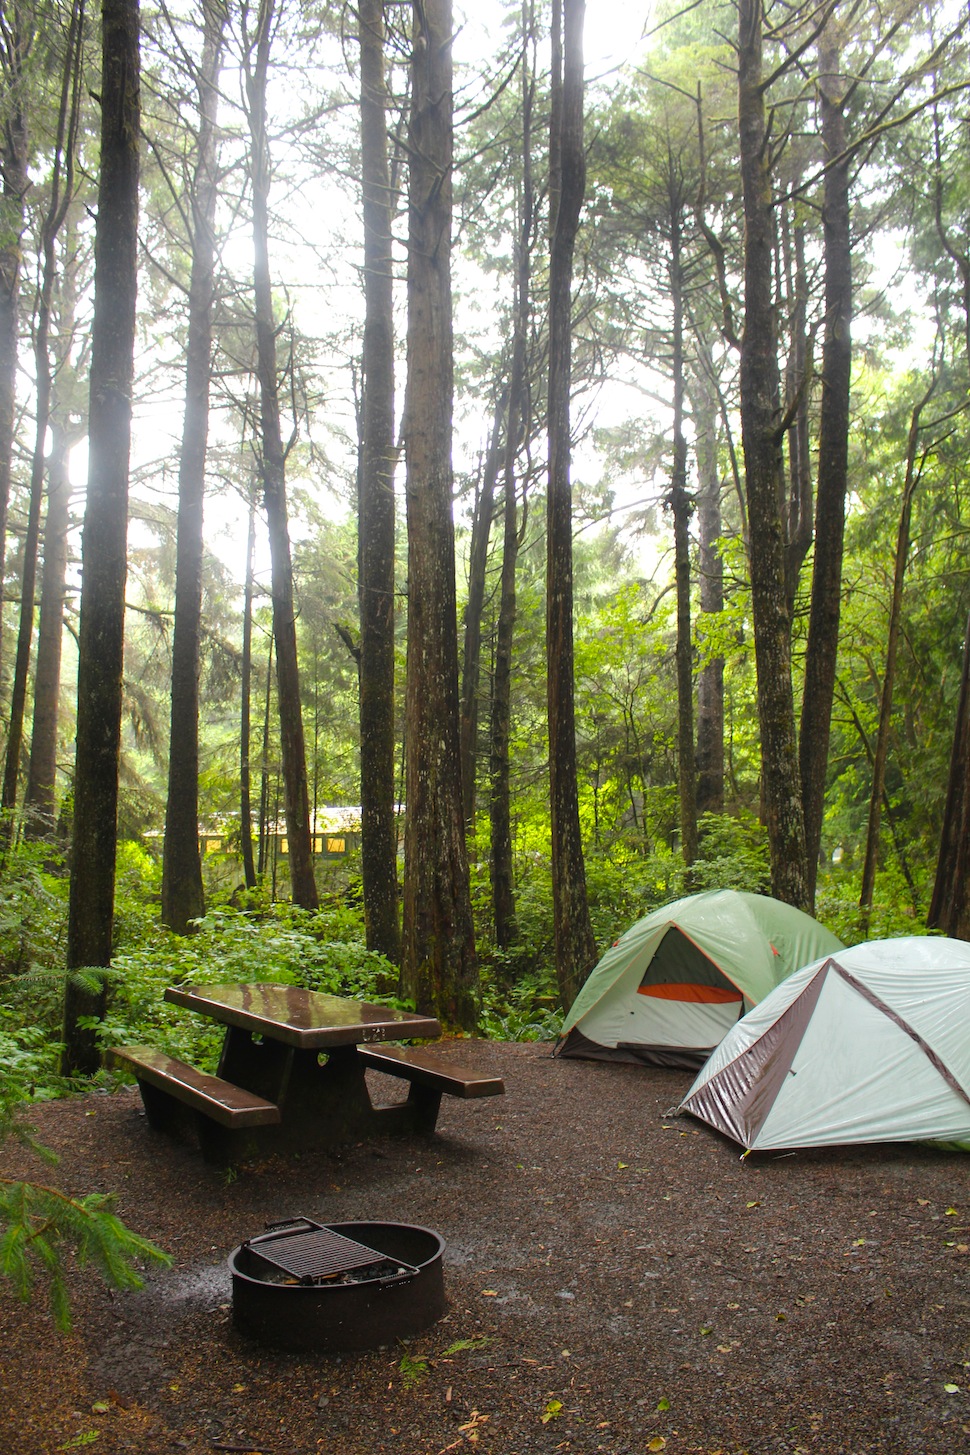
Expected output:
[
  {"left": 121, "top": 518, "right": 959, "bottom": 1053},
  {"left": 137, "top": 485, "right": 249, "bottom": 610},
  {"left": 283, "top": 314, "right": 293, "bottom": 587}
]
[
  {"left": 546, "top": 0, "right": 597, "bottom": 1004},
  {"left": 859, "top": 393, "right": 928, "bottom": 929},
  {"left": 257, "top": 630, "right": 273, "bottom": 879},
  {"left": 0, "top": 6, "right": 30, "bottom": 688},
  {"left": 26, "top": 417, "right": 72, "bottom": 830},
  {"left": 239, "top": 496, "right": 258, "bottom": 890},
  {"left": 781, "top": 200, "right": 812, "bottom": 606},
  {"left": 668, "top": 209, "right": 698, "bottom": 868},
  {"left": 2, "top": 3, "right": 82, "bottom": 819},
  {"left": 737, "top": 0, "right": 809, "bottom": 910},
  {"left": 401, "top": 0, "right": 478, "bottom": 1029},
  {"left": 689, "top": 364, "right": 725, "bottom": 817},
  {"left": 63, "top": 0, "right": 140, "bottom": 1074},
  {"left": 460, "top": 389, "right": 505, "bottom": 831},
  {"left": 27, "top": 210, "right": 84, "bottom": 831},
  {"left": 799, "top": 36, "right": 851, "bottom": 906},
  {"left": 358, "top": 0, "right": 401, "bottom": 961},
  {"left": 928, "top": 612, "right": 970, "bottom": 941},
  {"left": 246, "top": 0, "right": 317, "bottom": 910},
  {"left": 161, "top": 0, "right": 226, "bottom": 933},
  {"left": 490, "top": 464, "right": 520, "bottom": 949},
  {"left": 490, "top": 13, "right": 534, "bottom": 951}
]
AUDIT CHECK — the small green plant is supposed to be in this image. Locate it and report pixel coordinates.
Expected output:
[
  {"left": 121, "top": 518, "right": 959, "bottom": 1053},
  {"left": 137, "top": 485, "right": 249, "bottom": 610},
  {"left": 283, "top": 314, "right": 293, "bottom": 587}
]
[
  {"left": 397, "top": 1348, "right": 430, "bottom": 1388},
  {"left": 479, "top": 969, "right": 562, "bottom": 1042},
  {"left": 443, "top": 1335, "right": 493, "bottom": 1356},
  {"left": 59, "top": 1432, "right": 100, "bottom": 1450}
]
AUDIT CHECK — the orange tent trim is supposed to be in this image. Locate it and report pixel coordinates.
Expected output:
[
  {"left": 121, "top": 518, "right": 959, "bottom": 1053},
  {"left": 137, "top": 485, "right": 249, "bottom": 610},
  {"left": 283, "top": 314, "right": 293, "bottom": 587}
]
[{"left": 636, "top": 983, "right": 743, "bottom": 1004}]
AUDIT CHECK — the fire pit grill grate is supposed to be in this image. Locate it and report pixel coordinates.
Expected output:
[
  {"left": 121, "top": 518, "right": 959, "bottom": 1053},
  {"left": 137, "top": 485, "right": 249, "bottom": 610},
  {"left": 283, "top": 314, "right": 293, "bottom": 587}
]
[
  {"left": 230, "top": 1219, "right": 446, "bottom": 1350},
  {"left": 243, "top": 1219, "right": 418, "bottom": 1285}
]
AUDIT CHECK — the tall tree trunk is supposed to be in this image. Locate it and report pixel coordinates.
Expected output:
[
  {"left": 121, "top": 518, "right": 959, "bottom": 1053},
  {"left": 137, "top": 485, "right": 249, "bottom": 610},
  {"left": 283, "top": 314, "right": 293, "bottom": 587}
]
[
  {"left": 859, "top": 387, "right": 932, "bottom": 931},
  {"left": 357, "top": 0, "right": 400, "bottom": 961},
  {"left": 239, "top": 495, "right": 257, "bottom": 890},
  {"left": 0, "top": 5, "right": 30, "bottom": 688},
  {"left": 257, "top": 628, "right": 273, "bottom": 879},
  {"left": 2, "top": 0, "right": 83, "bottom": 822},
  {"left": 689, "top": 362, "right": 724, "bottom": 817},
  {"left": 546, "top": 0, "right": 597, "bottom": 1005},
  {"left": 668, "top": 207, "right": 698, "bottom": 869},
  {"left": 490, "top": 8, "right": 535, "bottom": 951},
  {"left": 460, "top": 387, "right": 506, "bottom": 830},
  {"left": 63, "top": 0, "right": 140, "bottom": 1075},
  {"left": 490, "top": 469, "right": 520, "bottom": 950},
  {"left": 244, "top": 0, "right": 317, "bottom": 910},
  {"left": 737, "top": 0, "right": 809, "bottom": 909},
  {"left": 400, "top": 0, "right": 478, "bottom": 1029},
  {"left": 161, "top": 0, "right": 226, "bottom": 933},
  {"left": 26, "top": 210, "right": 84, "bottom": 833},
  {"left": 781, "top": 199, "right": 812, "bottom": 607},
  {"left": 799, "top": 35, "right": 851, "bottom": 906},
  {"left": 928, "top": 612, "right": 970, "bottom": 941},
  {"left": 25, "top": 417, "right": 72, "bottom": 831}
]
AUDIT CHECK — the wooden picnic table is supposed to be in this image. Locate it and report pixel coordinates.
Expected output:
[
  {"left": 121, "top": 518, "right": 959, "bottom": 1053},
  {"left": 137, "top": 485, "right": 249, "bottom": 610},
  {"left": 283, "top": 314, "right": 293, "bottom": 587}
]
[{"left": 110, "top": 983, "right": 504, "bottom": 1165}]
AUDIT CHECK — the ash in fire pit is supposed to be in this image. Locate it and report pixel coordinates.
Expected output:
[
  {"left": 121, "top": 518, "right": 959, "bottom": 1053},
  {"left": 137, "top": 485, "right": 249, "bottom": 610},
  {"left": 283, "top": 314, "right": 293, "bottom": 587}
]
[{"left": 229, "top": 1218, "right": 446, "bottom": 1351}]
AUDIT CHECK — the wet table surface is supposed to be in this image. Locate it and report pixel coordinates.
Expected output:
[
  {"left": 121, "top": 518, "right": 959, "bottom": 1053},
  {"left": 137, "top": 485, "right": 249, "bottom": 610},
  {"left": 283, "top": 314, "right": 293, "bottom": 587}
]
[
  {"left": 161, "top": 983, "right": 445, "bottom": 1155},
  {"left": 164, "top": 983, "right": 442, "bottom": 1048}
]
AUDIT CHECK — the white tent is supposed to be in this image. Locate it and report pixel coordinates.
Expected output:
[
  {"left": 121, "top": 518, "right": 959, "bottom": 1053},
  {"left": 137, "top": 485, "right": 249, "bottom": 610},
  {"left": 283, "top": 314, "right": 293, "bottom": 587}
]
[
  {"left": 558, "top": 889, "right": 842, "bottom": 1069},
  {"left": 680, "top": 936, "right": 970, "bottom": 1151}
]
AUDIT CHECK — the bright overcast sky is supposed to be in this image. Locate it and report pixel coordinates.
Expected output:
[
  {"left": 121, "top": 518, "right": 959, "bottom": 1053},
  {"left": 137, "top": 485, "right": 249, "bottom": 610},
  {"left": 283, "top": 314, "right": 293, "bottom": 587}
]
[{"left": 104, "top": 0, "right": 659, "bottom": 587}]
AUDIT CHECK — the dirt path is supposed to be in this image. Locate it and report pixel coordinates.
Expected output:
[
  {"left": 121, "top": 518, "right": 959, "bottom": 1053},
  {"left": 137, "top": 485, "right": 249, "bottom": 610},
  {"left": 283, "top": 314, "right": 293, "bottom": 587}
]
[{"left": 3, "top": 1040, "right": 970, "bottom": 1454}]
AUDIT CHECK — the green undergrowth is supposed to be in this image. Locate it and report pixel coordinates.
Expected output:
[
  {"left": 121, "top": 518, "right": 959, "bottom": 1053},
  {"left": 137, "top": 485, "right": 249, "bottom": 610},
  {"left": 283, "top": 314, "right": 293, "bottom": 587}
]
[{"left": 0, "top": 821, "right": 901, "bottom": 1107}]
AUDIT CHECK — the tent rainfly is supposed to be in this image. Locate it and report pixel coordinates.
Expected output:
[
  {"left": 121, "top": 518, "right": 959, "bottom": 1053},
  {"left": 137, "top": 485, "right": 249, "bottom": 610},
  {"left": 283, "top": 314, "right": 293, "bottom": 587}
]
[
  {"left": 557, "top": 889, "right": 843, "bottom": 1069},
  {"left": 680, "top": 937, "right": 970, "bottom": 1151}
]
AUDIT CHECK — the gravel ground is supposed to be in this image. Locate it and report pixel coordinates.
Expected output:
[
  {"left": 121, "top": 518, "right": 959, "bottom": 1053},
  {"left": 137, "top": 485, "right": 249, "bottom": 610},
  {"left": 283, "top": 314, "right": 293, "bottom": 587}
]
[{"left": 4, "top": 1038, "right": 970, "bottom": 1455}]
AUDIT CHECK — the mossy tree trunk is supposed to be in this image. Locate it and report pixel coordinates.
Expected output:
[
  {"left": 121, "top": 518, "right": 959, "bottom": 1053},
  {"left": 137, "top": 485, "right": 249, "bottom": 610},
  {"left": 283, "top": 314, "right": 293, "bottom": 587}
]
[
  {"left": 358, "top": 0, "right": 401, "bottom": 961},
  {"left": 737, "top": 0, "right": 809, "bottom": 910},
  {"left": 400, "top": 0, "right": 478, "bottom": 1030},
  {"left": 63, "top": 0, "right": 141, "bottom": 1076},
  {"left": 546, "top": 0, "right": 597, "bottom": 1006},
  {"left": 244, "top": 0, "right": 318, "bottom": 911}
]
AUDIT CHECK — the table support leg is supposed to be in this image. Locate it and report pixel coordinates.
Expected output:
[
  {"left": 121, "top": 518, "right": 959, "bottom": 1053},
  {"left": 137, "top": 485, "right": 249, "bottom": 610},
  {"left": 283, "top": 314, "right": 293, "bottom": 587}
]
[
  {"left": 405, "top": 1083, "right": 443, "bottom": 1135},
  {"left": 137, "top": 1079, "right": 184, "bottom": 1134},
  {"left": 195, "top": 1118, "right": 262, "bottom": 1168}
]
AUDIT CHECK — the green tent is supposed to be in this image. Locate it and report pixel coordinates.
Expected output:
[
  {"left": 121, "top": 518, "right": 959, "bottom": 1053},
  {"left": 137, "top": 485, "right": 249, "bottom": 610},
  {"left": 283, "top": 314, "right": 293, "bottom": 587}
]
[{"left": 557, "top": 889, "right": 844, "bottom": 1069}]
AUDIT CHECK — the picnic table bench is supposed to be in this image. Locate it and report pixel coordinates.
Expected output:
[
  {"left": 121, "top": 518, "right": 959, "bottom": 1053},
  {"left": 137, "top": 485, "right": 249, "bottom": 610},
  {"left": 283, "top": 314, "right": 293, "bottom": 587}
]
[
  {"left": 108, "top": 1045, "right": 281, "bottom": 1165},
  {"left": 109, "top": 984, "right": 504, "bottom": 1165},
  {"left": 358, "top": 1043, "right": 505, "bottom": 1133}
]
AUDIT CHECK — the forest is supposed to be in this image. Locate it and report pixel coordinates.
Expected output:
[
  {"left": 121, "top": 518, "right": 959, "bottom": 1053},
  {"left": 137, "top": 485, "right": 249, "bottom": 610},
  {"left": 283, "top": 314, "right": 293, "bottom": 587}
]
[{"left": 0, "top": 0, "right": 969, "bottom": 1126}]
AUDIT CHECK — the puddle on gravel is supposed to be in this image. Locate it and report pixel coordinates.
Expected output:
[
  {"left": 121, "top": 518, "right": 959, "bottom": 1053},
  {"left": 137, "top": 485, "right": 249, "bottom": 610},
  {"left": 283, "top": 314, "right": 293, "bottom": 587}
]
[
  {"left": 151, "top": 1261, "right": 230, "bottom": 1305},
  {"left": 88, "top": 1262, "right": 233, "bottom": 1395}
]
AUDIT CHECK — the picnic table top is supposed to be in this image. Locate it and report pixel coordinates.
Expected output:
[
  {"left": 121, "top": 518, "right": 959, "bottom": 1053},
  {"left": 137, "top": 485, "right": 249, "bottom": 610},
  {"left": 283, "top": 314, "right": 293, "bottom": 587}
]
[{"left": 163, "top": 982, "right": 442, "bottom": 1049}]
